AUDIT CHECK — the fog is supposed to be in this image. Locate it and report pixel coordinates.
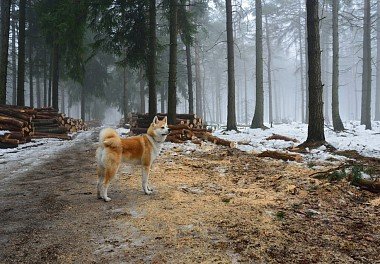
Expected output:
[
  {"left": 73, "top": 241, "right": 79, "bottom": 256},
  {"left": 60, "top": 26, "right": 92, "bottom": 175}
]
[{"left": 1, "top": 0, "right": 379, "bottom": 127}]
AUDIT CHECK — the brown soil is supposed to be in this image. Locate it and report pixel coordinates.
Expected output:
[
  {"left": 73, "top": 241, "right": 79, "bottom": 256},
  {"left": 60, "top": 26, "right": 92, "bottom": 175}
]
[{"left": 0, "top": 131, "right": 379, "bottom": 263}]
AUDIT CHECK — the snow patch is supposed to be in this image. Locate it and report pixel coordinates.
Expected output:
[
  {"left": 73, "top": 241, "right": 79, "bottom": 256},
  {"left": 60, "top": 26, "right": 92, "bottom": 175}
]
[
  {"left": 0, "top": 130, "right": 10, "bottom": 136},
  {"left": 213, "top": 121, "right": 380, "bottom": 161}
]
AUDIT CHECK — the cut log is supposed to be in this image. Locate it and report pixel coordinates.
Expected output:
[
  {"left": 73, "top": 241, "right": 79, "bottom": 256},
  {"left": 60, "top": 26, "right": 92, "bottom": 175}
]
[
  {"left": 35, "top": 113, "right": 58, "bottom": 119},
  {"left": 0, "top": 107, "right": 33, "bottom": 122},
  {"left": 266, "top": 133, "right": 299, "bottom": 143},
  {"left": 183, "top": 129, "right": 195, "bottom": 140},
  {"left": 257, "top": 150, "right": 303, "bottom": 162},
  {"left": 0, "top": 137, "right": 19, "bottom": 148},
  {"left": 0, "top": 105, "right": 37, "bottom": 115},
  {"left": 31, "top": 132, "right": 72, "bottom": 140},
  {"left": 175, "top": 118, "right": 190, "bottom": 125},
  {"left": 168, "top": 124, "right": 190, "bottom": 130},
  {"left": 33, "top": 126, "right": 68, "bottom": 134},
  {"left": 0, "top": 141, "right": 19, "bottom": 148},
  {"left": 0, "top": 124, "right": 21, "bottom": 131},
  {"left": 207, "top": 135, "right": 235, "bottom": 147},
  {"left": 193, "top": 131, "right": 235, "bottom": 147},
  {"left": 190, "top": 128, "right": 212, "bottom": 133},
  {"left": 169, "top": 129, "right": 185, "bottom": 136},
  {"left": 7, "top": 131, "right": 26, "bottom": 140},
  {"left": 31, "top": 118, "right": 58, "bottom": 126},
  {"left": 165, "top": 135, "right": 185, "bottom": 143},
  {"left": 0, "top": 115, "right": 26, "bottom": 128}
]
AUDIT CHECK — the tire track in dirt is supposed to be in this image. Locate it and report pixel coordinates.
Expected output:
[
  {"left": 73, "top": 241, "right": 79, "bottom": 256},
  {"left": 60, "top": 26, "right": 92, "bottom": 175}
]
[{"left": 0, "top": 130, "right": 119, "bottom": 263}]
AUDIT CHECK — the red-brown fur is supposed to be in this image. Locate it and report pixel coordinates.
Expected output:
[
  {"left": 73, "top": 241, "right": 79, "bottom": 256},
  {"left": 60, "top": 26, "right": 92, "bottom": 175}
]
[{"left": 96, "top": 117, "right": 170, "bottom": 201}]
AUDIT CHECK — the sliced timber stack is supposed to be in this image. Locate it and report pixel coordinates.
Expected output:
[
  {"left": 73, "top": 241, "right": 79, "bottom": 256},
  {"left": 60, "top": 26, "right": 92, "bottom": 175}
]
[
  {"left": 0, "top": 105, "right": 35, "bottom": 146},
  {"left": 127, "top": 112, "right": 234, "bottom": 148},
  {"left": 127, "top": 113, "right": 204, "bottom": 130},
  {"left": 0, "top": 105, "right": 87, "bottom": 148}
]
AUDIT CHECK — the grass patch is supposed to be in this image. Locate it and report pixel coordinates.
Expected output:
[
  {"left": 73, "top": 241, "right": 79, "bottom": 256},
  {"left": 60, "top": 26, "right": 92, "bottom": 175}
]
[{"left": 276, "top": 211, "right": 285, "bottom": 220}]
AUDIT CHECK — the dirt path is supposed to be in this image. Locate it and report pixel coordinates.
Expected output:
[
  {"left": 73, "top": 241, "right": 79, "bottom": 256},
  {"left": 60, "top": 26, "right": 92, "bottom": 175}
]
[{"left": 0, "top": 131, "right": 379, "bottom": 263}]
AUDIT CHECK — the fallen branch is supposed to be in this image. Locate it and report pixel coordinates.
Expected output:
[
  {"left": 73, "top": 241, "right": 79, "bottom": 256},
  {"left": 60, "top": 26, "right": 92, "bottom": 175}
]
[
  {"left": 257, "top": 150, "right": 303, "bottom": 162},
  {"left": 309, "top": 161, "right": 380, "bottom": 193},
  {"left": 266, "top": 133, "right": 299, "bottom": 143},
  {"left": 349, "top": 177, "right": 380, "bottom": 193}
]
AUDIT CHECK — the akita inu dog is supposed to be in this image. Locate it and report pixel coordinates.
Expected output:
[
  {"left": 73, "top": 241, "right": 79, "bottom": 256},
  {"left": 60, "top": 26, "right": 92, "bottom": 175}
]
[{"left": 96, "top": 116, "right": 170, "bottom": 202}]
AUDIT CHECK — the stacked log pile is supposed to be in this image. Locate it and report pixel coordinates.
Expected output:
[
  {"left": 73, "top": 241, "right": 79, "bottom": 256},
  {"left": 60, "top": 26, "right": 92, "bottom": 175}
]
[
  {"left": 127, "top": 113, "right": 235, "bottom": 148},
  {"left": 0, "top": 105, "right": 86, "bottom": 148},
  {"left": 128, "top": 113, "right": 204, "bottom": 131}
]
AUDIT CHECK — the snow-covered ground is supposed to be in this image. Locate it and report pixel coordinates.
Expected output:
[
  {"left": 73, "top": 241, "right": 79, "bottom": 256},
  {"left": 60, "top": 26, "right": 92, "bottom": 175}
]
[
  {"left": 214, "top": 121, "right": 380, "bottom": 160},
  {"left": 0, "top": 131, "right": 95, "bottom": 184}
]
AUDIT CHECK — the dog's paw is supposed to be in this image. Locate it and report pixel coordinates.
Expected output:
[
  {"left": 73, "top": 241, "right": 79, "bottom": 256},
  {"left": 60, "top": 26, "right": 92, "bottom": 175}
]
[
  {"left": 104, "top": 196, "right": 112, "bottom": 202},
  {"left": 144, "top": 189, "right": 153, "bottom": 195}
]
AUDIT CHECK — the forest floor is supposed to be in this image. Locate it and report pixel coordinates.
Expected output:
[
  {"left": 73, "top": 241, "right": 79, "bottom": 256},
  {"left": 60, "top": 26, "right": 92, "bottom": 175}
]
[{"left": 0, "top": 129, "right": 379, "bottom": 263}]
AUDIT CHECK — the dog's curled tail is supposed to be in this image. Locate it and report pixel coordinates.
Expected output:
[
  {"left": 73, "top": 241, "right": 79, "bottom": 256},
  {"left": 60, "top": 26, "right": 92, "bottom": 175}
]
[{"left": 99, "top": 128, "right": 121, "bottom": 149}]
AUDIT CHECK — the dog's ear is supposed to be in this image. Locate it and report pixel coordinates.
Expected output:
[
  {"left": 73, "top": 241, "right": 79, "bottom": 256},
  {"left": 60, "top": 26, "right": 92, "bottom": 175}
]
[
  {"left": 163, "top": 116, "right": 167, "bottom": 123},
  {"left": 153, "top": 116, "right": 159, "bottom": 124}
]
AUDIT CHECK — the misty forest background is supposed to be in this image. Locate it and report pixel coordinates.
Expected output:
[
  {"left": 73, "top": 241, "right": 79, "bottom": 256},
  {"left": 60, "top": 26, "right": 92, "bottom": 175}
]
[{"left": 0, "top": 0, "right": 379, "bottom": 135}]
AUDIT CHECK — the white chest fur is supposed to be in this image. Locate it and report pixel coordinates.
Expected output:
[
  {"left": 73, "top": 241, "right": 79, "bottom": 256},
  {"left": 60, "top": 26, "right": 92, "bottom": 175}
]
[{"left": 146, "top": 135, "right": 164, "bottom": 164}]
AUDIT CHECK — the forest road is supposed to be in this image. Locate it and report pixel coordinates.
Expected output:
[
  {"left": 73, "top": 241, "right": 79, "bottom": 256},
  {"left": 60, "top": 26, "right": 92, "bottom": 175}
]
[{"left": 0, "top": 130, "right": 379, "bottom": 264}]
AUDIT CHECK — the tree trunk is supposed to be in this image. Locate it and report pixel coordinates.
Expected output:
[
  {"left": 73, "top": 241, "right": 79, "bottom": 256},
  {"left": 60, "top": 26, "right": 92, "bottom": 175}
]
[
  {"left": 251, "top": 0, "right": 264, "bottom": 128},
  {"left": 375, "top": 0, "right": 380, "bottom": 121},
  {"left": 160, "top": 83, "right": 165, "bottom": 113},
  {"left": 52, "top": 42, "right": 59, "bottom": 111},
  {"left": 331, "top": 0, "right": 344, "bottom": 131},
  {"left": 0, "top": 0, "right": 11, "bottom": 104},
  {"left": 11, "top": 1, "right": 16, "bottom": 105},
  {"left": 244, "top": 61, "right": 248, "bottom": 125},
  {"left": 167, "top": 0, "right": 178, "bottom": 125},
  {"left": 123, "top": 66, "right": 128, "bottom": 123},
  {"left": 67, "top": 92, "right": 71, "bottom": 117},
  {"left": 48, "top": 50, "right": 52, "bottom": 107},
  {"left": 323, "top": 36, "right": 330, "bottom": 125},
  {"left": 17, "top": 0, "right": 26, "bottom": 106},
  {"left": 201, "top": 64, "right": 207, "bottom": 120},
  {"left": 43, "top": 50, "right": 47, "bottom": 107},
  {"left": 28, "top": 36, "right": 34, "bottom": 107},
  {"left": 361, "top": 0, "right": 372, "bottom": 129},
  {"left": 304, "top": 0, "right": 325, "bottom": 143},
  {"left": 147, "top": 0, "right": 157, "bottom": 117},
  {"left": 215, "top": 70, "right": 221, "bottom": 123},
  {"left": 265, "top": 14, "right": 273, "bottom": 126},
  {"left": 61, "top": 86, "right": 65, "bottom": 114},
  {"left": 139, "top": 66, "right": 145, "bottom": 113},
  {"left": 225, "top": 0, "right": 237, "bottom": 130},
  {"left": 298, "top": 2, "right": 305, "bottom": 123},
  {"left": 321, "top": 13, "right": 330, "bottom": 125},
  {"left": 305, "top": 12, "right": 309, "bottom": 124},
  {"left": 186, "top": 43, "right": 194, "bottom": 114},
  {"left": 81, "top": 84, "right": 85, "bottom": 121},
  {"left": 36, "top": 71, "right": 41, "bottom": 108},
  {"left": 194, "top": 39, "right": 203, "bottom": 117}
]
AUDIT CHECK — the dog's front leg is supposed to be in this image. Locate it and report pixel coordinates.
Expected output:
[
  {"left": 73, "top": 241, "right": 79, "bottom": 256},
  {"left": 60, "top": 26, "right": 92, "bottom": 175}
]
[{"left": 142, "top": 165, "right": 153, "bottom": 194}]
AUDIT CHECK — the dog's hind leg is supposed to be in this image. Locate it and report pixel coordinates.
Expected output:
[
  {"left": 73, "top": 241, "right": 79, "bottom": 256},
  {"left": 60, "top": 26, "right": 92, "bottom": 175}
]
[
  {"left": 142, "top": 165, "right": 153, "bottom": 195},
  {"left": 102, "top": 165, "right": 119, "bottom": 202},
  {"left": 97, "top": 167, "right": 105, "bottom": 199}
]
